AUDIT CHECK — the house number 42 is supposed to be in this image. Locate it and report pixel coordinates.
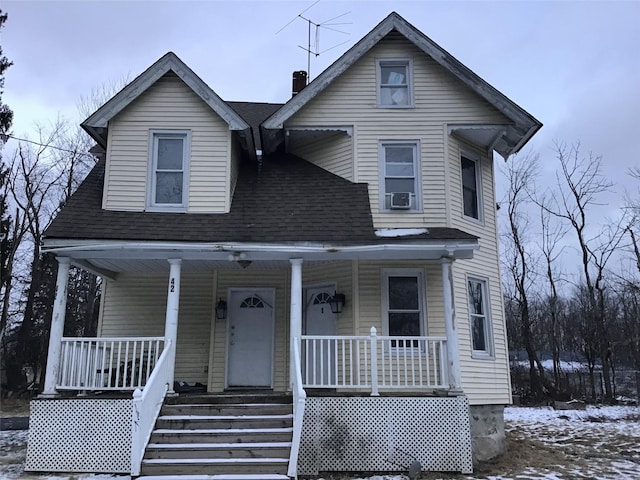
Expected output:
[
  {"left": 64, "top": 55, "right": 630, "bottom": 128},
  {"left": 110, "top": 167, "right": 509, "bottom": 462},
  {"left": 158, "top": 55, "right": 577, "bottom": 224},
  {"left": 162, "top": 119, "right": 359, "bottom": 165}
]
[{"left": 170, "top": 278, "right": 175, "bottom": 292}]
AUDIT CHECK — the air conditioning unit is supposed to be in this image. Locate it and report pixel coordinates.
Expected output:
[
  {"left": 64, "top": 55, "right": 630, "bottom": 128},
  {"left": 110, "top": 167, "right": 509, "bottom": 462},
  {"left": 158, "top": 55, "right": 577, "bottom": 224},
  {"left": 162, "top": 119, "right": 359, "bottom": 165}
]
[{"left": 390, "top": 192, "right": 411, "bottom": 209}]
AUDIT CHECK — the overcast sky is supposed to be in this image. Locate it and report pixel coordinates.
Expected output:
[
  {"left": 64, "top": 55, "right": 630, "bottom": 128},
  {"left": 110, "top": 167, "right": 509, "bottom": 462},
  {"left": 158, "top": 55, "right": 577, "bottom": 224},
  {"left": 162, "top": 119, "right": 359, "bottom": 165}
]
[{"left": 3, "top": 0, "right": 640, "bottom": 247}]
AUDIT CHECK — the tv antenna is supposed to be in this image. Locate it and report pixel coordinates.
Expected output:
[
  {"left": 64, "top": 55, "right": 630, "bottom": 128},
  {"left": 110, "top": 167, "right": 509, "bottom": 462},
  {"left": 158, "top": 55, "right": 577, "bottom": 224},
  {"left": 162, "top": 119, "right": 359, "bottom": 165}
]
[{"left": 276, "top": 1, "right": 351, "bottom": 81}]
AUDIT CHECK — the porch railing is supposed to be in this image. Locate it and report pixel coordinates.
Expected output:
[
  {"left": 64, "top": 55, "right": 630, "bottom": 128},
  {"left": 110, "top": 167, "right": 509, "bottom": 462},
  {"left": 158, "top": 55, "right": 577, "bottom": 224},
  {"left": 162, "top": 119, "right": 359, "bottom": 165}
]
[
  {"left": 288, "top": 337, "right": 306, "bottom": 478},
  {"left": 130, "top": 339, "right": 172, "bottom": 476},
  {"left": 57, "top": 337, "right": 165, "bottom": 391},
  {"left": 301, "top": 327, "right": 448, "bottom": 393}
]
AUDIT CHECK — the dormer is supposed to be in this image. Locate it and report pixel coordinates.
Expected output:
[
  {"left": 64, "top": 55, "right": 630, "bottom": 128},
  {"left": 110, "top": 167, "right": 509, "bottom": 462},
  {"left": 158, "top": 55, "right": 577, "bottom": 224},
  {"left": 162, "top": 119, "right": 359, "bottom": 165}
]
[{"left": 81, "top": 52, "right": 253, "bottom": 213}]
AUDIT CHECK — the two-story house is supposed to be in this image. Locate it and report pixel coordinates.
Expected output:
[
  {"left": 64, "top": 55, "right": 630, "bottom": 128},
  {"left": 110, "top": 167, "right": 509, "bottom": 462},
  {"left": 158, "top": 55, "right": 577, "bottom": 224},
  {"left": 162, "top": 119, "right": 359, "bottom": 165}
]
[{"left": 26, "top": 12, "right": 541, "bottom": 478}]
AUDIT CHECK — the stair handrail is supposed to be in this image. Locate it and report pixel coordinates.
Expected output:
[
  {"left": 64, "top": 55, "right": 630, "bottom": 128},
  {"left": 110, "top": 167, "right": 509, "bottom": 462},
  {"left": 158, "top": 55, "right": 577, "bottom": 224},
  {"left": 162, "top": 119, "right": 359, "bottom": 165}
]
[
  {"left": 288, "top": 337, "right": 306, "bottom": 478},
  {"left": 130, "top": 339, "right": 173, "bottom": 476}
]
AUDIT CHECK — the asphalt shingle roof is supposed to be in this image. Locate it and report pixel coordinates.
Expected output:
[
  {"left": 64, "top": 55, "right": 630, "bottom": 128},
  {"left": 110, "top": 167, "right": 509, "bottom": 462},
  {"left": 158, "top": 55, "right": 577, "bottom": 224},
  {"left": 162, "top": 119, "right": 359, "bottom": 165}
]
[{"left": 45, "top": 154, "right": 376, "bottom": 243}]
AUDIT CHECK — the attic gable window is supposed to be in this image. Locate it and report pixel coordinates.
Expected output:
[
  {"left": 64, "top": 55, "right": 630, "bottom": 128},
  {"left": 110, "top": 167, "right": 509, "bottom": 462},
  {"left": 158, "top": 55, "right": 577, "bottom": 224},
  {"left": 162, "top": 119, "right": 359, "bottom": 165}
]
[
  {"left": 380, "top": 141, "right": 421, "bottom": 211},
  {"left": 378, "top": 59, "right": 413, "bottom": 107},
  {"left": 148, "top": 130, "right": 190, "bottom": 211}
]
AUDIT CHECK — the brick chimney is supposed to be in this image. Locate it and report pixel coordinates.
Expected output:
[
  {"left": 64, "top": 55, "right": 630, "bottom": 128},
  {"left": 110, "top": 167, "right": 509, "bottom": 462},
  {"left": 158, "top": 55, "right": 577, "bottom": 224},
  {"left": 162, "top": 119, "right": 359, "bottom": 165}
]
[{"left": 292, "top": 71, "right": 308, "bottom": 97}]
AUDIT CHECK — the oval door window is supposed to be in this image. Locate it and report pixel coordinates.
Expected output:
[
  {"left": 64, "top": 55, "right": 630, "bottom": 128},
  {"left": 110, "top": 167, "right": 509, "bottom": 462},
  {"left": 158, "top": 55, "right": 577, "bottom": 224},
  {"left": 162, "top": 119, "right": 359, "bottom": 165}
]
[{"left": 240, "top": 296, "right": 265, "bottom": 308}]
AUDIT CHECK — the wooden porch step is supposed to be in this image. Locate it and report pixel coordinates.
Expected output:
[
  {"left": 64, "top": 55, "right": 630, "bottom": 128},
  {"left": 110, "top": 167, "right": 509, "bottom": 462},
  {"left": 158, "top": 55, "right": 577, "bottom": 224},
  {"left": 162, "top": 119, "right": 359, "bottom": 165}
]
[
  {"left": 150, "top": 427, "right": 293, "bottom": 445},
  {"left": 161, "top": 403, "right": 293, "bottom": 416},
  {"left": 165, "top": 393, "right": 293, "bottom": 405},
  {"left": 140, "top": 457, "right": 289, "bottom": 476},
  {"left": 144, "top": 442, "right": 292, "bottom": 460},
  {"left": 155, "top": 414, "right": 293, "bottom": 430},
  {"left": 141, "top": 393, "right": 293, "bottom": 478}
]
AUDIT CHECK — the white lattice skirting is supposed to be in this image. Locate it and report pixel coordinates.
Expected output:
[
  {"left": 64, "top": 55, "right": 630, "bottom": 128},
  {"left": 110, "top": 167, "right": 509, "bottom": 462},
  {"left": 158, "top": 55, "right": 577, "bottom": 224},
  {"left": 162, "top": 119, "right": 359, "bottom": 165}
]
[
  {"left": 298, "top": 396, "right": 473, "bottom": 475},
  {"left": 26, "top": 398, "right": 132, "bottom": 473}
]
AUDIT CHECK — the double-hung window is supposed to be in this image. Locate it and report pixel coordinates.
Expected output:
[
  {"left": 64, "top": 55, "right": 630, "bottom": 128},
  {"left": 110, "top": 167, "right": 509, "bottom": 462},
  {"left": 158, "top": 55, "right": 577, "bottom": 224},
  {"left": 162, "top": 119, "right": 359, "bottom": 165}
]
[
  {"left": 378, "top": 59, "right": 412, "bottom": 107},
  {"left": 383, "top": 270, "right": 425, "bottom": 346},
  {"left": 149, "top": 131, "right": 190, "bottom": 211},
  {"left": 461, "top": 154, "right": 481, "bottom": 220},
  {"left": 467, "top": 277, "right": 493, "bottom": 357},
  {"left": 380, "top": 142, "right": 420, "bottom": 211}
]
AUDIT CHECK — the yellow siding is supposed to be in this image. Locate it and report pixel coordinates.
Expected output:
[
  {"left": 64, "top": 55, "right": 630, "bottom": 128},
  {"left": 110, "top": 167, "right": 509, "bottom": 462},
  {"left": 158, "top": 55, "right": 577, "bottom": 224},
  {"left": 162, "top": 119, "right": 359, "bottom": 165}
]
[
  {"left": 105, "top": 73, "right": 231, "bottom": 213},
  {"left": 289, "top": 132, "right": 354, "bottom": 181},
  {"left": 286, "top": 32, "right": 509, "bottom": 229},
  {"left": 445, "top": 136, "right": 511, "bottom": 404},
  {"left": 99, "top": 273, "right": 213, "bottom": 385}
]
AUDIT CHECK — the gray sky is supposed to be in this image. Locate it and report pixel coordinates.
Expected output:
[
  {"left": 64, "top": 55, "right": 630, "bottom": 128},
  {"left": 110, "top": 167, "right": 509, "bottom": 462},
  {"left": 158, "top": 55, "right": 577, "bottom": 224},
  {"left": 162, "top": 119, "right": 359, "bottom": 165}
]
[{"left": 3, "top": 1, "right": 640, "bottom": 235}]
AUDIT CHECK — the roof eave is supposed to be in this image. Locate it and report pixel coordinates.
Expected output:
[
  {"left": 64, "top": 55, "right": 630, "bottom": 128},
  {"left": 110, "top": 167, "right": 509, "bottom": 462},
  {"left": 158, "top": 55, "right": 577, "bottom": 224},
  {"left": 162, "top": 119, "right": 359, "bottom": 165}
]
[{"left": 81, "top": 52, "right": 251, "bottom": 146}]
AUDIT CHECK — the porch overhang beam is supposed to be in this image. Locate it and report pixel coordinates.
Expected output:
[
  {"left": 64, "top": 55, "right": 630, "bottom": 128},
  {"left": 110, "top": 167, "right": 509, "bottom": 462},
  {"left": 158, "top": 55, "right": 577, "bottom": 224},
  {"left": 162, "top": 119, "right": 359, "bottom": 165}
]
[
  {"left": 71, "top": 259, "right": 119, "bottom": 281},
  {"left": 42, "top": 239, "right": 479, "bottom": 263}
]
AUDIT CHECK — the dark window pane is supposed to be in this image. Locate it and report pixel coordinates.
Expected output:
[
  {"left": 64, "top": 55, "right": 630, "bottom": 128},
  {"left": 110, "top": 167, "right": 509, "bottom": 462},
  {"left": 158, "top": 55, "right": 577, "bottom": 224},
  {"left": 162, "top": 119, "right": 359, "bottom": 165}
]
[
  {"left": 472, "top": 316, "right": 486, "bottom": 351},
  {"left": 468, "top": 280, "right": 484, "bottom": 315},
  {"left": 462, "top": 157, "right": 478, "bottom": 218},
  {"left": 389, "top": 276, "right": 419, "bottom": 309},
  {"left": 389, "top": 312, "right": 420, "bottom": 337}
]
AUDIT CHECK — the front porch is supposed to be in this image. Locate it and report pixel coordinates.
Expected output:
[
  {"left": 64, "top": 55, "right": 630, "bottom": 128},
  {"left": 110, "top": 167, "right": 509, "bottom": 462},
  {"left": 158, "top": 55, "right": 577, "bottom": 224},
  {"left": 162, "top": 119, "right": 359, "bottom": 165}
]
[{"left": 28, "top": 242, "right": 476, "bottom": 476}]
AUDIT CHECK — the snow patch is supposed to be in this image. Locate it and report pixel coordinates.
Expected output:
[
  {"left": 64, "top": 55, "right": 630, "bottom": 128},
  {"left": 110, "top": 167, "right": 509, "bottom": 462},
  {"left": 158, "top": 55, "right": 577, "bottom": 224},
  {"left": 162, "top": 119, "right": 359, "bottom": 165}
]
[{"left": 374, "top": 228, "right": 428, "bottom": 237}]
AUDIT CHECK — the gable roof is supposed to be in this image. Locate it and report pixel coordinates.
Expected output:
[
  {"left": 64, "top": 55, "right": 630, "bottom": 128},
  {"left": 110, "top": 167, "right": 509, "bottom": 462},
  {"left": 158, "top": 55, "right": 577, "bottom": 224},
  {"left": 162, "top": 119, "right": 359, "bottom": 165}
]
[
  {"left": 262, "top": 12, "right": 542, "bottom": 159},
  {"left": 81, "top": 52, "right": 252, "bottom": 150}
]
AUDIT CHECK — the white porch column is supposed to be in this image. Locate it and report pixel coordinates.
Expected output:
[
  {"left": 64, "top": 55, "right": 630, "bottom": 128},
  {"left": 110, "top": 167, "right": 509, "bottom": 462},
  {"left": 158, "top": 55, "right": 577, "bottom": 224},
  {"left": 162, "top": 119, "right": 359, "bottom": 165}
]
[
  {"left": 165, "top": 259, "right": 182, "bottom": 394},
  {"left": 441, "top": 257, "right": 462, "bottom": 390},
  {"left": 41, "top": 257, "right": 71, "bottom": 397},
  {"left": 289, "top": 258, "right": 303, "bottom": 390}
]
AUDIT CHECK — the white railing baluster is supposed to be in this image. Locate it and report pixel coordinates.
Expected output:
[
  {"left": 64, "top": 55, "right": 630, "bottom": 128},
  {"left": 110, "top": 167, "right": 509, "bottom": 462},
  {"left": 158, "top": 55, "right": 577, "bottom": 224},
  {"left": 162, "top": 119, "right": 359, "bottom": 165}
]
[
  {"left": 57, "top": 337, "right": 164, "bottom": 392},
  {"left": 298, "top": 331, "right": 448, "bottom": 392}
]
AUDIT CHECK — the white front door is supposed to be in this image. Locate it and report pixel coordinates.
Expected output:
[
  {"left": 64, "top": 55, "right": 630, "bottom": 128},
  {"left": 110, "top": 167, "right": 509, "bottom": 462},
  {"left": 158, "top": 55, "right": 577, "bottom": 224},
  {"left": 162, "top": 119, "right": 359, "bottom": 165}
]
[
  {"left": 227, "top": 288, "right": 274, "bottom": 387},
  {"left": 304, "top": 286, "right": 337, "bottom": 386}
]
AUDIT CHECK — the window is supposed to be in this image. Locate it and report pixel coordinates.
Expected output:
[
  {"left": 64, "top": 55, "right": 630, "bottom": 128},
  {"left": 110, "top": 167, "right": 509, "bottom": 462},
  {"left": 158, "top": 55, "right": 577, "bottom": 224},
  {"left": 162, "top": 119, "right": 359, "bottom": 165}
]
[
  {"left": 380, "top": 142, "right": 420, "bottom": 211},
  {"left": 467, "top": 277, "right": 493, "bottom": 356},
  {"left": 148, "top": 131, "right": 190, "bottom": 210},
  {"left": 461, "top": 154, "right": 481, "bottom": 220},
  {"left": 383, "top": 270, "right": 425, "bottom": 343},
  {"left": 378, "top": 59, "right": 412, "bottom": 107}
]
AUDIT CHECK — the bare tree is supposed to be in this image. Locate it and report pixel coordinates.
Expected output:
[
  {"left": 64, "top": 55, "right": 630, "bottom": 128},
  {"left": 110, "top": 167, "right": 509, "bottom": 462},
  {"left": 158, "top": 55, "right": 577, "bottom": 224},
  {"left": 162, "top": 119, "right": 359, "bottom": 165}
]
[
  {"left": 501, "top": 151, "right": 550, "bottom": 400},
  {"left": 539, "top": 141, "right": 623, "bottom": 402},
  {"left": 538, "top": 202, "right": 568, "bottom": 386}
]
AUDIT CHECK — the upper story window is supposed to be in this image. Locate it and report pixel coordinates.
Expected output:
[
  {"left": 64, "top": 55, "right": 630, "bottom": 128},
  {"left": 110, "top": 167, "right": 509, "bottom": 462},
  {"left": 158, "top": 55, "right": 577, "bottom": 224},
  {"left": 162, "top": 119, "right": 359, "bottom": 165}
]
[
  {"left": 467, "top": 276, "right": 493, "bottom": 358},
  {"left": 461, "top": 154, "right": 482, "bottom": 221},
  {"left": 378, "top": 59, "right": 413, "bottom": 108},
  {"left": 380, "top": 141, "right": 421, "bottom": 211},
  {"left": 382, "top": 269, "right": 426, "bottom": 346},
  {"left": 148, "top": 130, "right": 190, "bottom": 211}
]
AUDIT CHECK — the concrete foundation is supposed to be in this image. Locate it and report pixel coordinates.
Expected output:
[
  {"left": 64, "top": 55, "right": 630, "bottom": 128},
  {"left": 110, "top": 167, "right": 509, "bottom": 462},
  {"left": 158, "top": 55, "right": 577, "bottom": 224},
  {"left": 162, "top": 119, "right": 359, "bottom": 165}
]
[{"left": 469, "top": 404, "right": 506, "bottom": 463}]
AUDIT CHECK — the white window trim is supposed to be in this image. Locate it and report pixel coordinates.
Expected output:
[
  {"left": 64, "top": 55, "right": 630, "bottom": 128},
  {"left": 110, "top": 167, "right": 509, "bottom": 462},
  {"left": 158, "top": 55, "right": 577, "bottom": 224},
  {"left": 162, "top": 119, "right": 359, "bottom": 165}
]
[
  {"left": 379, "top": 140, "right": 422, "bottom": 213},
  {"left": 466, "top": 275, "right": 494, "bottom": 359},
  {"left": 377, "top": 58, "right": 414, "bottom": 108},
  {"left": 460, "top": 151, "right": 483, "bottom": 223},
  {"left": 381, "top": 268, "right": 427, "bottom": 340},
  {"left": 147, "top": 130, "right": 191, "bottom": 212}
]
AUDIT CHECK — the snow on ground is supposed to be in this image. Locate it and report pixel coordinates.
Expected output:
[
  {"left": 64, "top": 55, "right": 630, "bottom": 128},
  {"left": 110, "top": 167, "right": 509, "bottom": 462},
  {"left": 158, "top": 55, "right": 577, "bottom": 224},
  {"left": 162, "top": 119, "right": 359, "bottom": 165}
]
[{"left": 1, "top": 406, "right": 639, "bottom": 479}]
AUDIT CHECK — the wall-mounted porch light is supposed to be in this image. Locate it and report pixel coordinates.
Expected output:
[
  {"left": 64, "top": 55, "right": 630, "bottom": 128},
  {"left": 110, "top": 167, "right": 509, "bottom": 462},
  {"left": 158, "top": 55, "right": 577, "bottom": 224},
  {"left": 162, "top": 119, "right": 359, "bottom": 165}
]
[
  {"left": 215, "top": 298, "right": 227, "bottom": 320},
  {"left": 328, "top": 292, "right": 346, "bottom": 314}
]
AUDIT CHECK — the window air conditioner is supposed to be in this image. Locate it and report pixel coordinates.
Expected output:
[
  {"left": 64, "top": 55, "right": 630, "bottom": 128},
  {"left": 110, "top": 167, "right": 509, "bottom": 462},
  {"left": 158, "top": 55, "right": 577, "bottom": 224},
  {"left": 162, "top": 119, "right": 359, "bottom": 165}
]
[{"left": 390, "top": 192, "right": 411, "bottom": 209}]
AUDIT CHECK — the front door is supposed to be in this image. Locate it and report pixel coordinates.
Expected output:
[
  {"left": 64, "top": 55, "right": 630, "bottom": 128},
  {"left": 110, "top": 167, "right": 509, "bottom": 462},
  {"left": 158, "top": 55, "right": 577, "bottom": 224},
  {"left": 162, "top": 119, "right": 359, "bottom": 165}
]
[
  {"left": 227, "top": 288, "right": 274, "bottom": 387},
  {"left": 304, "top": 286, "right": 337, "bottom": 386}
]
